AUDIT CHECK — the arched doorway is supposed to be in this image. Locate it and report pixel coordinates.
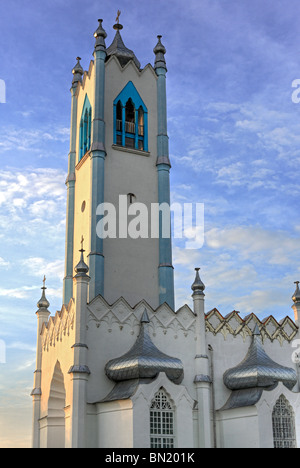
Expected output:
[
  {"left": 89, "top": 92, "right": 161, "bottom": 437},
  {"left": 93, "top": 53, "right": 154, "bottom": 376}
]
[{"left": 47, "top": 361, "right": 66, "bottom": 448}]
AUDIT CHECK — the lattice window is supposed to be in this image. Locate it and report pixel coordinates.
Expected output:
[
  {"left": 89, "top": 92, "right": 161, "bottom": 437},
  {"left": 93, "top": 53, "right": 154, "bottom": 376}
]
[
  {"left": 150, "top": 389, "right": 175, "bottom": 448},
  {"left": 272, "top": 395, "right": 297, "bottom": 448}
]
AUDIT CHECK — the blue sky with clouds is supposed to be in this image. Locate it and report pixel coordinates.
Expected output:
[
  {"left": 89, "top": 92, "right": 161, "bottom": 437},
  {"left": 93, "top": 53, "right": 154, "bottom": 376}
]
[{"left": 1, "top": 0, "right": 300, "bottom": 447}]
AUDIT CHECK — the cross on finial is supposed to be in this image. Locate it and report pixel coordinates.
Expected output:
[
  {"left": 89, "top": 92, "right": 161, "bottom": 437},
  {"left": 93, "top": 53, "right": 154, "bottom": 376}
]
[
  {"left": 43, "top": 275, "right": 46, "bottom": 288},
  {"left": 116, "top": 10, "right": 121, "bottom": 24},
  {"left": 81, "top": 235, "right": 84, "bottom": 251},
  {"left": 295, "top": 281, "right": 300, "bottom": 287}
]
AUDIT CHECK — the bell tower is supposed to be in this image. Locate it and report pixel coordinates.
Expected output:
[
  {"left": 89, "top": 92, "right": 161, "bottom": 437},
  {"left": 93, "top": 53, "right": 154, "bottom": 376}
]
[{"left": 62, "top": 17, "right": 175, "bottom": 310}]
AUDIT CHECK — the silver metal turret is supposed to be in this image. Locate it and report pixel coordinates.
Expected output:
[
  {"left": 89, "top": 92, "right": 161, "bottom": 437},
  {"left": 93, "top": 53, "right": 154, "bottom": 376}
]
[
  {"left": 94, "top": 19, "right": 107, "bottom": 52},
  {"left": 72, "top": 57, "right": 84, "bottom": 86},
  {"left": 191, "top": 268, "right": 205, "bottom": 296},
  {"left": 153, "top": 35, "right": 167, "bottom": 71}
]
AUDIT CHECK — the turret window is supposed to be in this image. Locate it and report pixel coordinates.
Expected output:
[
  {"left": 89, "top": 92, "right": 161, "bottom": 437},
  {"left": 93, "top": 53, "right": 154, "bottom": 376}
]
[
  {"left": 272, "top": 395, "right": 296, "bottom": 448},
  {"left": 79, "top": 95, "right": 92, "bottom": 161},
  {"left": 150, "top": 388, "right": 175, "bottom": 448},
  {"left": 113, "top": 81, "right": 148, "bottom": 152}
]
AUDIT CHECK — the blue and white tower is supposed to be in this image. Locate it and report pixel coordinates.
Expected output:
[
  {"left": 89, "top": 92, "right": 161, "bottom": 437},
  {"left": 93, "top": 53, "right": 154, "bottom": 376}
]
[{"left": 63, "top": 18, "right": 175, "bottom": 310}]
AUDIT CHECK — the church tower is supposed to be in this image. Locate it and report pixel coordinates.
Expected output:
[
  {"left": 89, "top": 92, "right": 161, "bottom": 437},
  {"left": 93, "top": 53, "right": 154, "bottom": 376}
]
[{"left": 63, "top": 17, "right": 175, "bottom": 310}]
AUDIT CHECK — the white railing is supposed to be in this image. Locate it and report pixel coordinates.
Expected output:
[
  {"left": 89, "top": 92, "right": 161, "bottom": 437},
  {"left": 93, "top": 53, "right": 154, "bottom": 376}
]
[{"left": 117, "top": 120, "right": 144, "bottom": 137}]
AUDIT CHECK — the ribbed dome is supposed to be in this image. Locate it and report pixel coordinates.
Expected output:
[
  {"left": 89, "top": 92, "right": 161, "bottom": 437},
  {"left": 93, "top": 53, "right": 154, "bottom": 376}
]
[
  {"left": 223, "top": 325, "right": 297, "bottom": 391},
  {"left": 106, "top": 25, "right": 141, "bottom": 69},
  {"left": 105, "top": 310, "right": 183, "bottom": 384}
]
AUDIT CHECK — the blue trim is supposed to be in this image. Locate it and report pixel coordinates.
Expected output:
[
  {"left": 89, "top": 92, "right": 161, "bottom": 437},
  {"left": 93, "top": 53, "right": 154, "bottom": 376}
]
[
  {"left": 114, "top": 81, "right": 147, "bottom": 110},
  {"left": 113, "top": 81, "right": 148, "bottom": 151},
  {"left": 156, "top": 67, "right": 174, "bottom": 309},
  {"left": 89, "top": 48, "right": 106, "bottom": 302},
  {"left": 79, "top": 94, "right": 92, "bottom": 161}
]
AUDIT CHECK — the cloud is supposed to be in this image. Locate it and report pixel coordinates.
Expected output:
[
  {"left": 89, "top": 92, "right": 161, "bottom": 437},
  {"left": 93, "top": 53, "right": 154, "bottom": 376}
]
[
  {"left": 0, "top": 286, "right": 37, "bottom": 300},
  {"left": 21, "top": 257, "right": 64, "bottom": 281},
  {"left": 0, "top": 126, "right": 70, "bottom": 153},
  {"left": 205, "top": 225, "right": 300, "bottom": 266},
  {"left": 0, "top": 258, "right": 10, "bottom": 268}
]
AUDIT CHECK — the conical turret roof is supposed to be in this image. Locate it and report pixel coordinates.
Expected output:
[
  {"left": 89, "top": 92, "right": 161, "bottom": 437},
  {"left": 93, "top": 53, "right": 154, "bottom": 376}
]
[{"left": 106, "top": 23, "right": 141, "bottom": 69}]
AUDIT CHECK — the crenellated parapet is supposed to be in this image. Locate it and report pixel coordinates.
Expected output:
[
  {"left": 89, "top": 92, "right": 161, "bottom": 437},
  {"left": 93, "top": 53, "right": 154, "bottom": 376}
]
[
  {"left": 40, "top": 299, "right": 75, "bottom": 352},
  {"left": 205, "top": 308, "right": 298, "bottom": 345},
  {"left": 87, "top": 295, "right": 196, "bottom": 339}
]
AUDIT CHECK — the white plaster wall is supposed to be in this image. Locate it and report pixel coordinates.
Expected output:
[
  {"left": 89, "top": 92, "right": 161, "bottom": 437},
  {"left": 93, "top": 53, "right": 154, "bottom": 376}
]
[
  {"left": 217, "top": 406, "right": 260, "bottom": 448},
  {"left": 96, "top": 400, "right": 134, "bottom": 448}
]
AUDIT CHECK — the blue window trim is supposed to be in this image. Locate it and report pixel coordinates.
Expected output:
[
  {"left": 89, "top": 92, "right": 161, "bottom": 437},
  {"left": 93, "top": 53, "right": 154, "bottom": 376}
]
[
  {"left": 113, "top": 81, "right": 148, "bottom": 152},
  {"left": 79, "top": 94, "right": 92, "bottom": 161}
]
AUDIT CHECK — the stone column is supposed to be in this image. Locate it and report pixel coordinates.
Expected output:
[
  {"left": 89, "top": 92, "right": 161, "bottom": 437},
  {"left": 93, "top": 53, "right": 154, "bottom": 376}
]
[
  {"left": 68, "top": 246, "right": 91, "bottom": 448},
  {"left": 192, "top": 268, "right": 212, "bottom": 448},
  {"left": 63, "top": 58, "right": 83, "bottom": 305},
  {"left": 31, "top": 279, "right": 50, "bottom": 448},
  {"left": 154, "top": 36, "right": 174, "bottom": 310}
]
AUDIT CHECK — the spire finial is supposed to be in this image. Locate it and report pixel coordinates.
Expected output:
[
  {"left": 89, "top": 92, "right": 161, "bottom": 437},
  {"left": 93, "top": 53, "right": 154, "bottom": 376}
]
[
  {"left": 191, "top": 267, "right": 205, "bottom": 296},
  {"left": 113, "top": 10, "right": 123, "bottom": 30},
  {"left": 72, "top": 56, "right": 84, "bottom": 86},
  {"left": 74, "top": 237, "right": 89, "bottom": 277},
  {"left": 292, "top": 281, "right": 300, "bottom": 303},
  {"left": 153, "top": 35, "right": 167, "bottom": 71},
  {"left": 94, "top": 18, "right": 107, "bottom": 52},
  {"left": 37, "top": 276, "right": 50, "bottom": 310},
  {"left": 116, "top": 10, "right": 121, "bottom": 24}
]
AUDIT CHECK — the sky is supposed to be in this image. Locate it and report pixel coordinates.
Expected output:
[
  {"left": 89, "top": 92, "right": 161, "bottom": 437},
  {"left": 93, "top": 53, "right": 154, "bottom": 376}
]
[{"left": 0, "top": 0, "right": 300, "bottom": 448}]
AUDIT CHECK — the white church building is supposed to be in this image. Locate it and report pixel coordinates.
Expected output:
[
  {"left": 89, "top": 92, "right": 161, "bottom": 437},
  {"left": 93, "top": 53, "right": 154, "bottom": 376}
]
[{"left": 31, "top": 17, "right": 300, "bottom": 449}]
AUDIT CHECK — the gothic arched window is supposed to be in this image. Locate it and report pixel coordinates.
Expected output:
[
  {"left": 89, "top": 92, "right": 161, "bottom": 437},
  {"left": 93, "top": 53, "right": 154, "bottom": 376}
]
[
  {"left": 150, "top": 388, "right": 175, "bottom": 448},
  {"left": 79, "top": 95, "right": 92, "bottom": 161},
  {"left": 113, "top": 81, "right": 148, "bottom": 152},
  {"left": 272, "top": 395, "right": 297, "bottom": 448}
]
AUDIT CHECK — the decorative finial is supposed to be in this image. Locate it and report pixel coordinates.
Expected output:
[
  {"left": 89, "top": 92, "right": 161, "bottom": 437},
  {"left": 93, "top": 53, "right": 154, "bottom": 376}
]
[
  {"left": 94, "top": 18, "right": 107, "bottom": 52},
  {"left": 292, "top": 281, "right": 300, "bottom": 303},
  {"left": 37, "top": 276, "right": 50, "bottom": 311},
  {"left": 74, "top": 237, "right": 89, "bottom": 277},
  {"left": 191, "top": 268, "right": 205, "bottom": 296},
  {"left": 113, "top": 9, "right": 123, "bottom": 30},
  {"left": 116, "top": 10, "right": 121, "bottom": 24},
  {"left": 72, "top": 57, "right": 84, "bottom": 86},
  {"left": 153, "top": 35, "right": 167, "bottom": 71}
]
